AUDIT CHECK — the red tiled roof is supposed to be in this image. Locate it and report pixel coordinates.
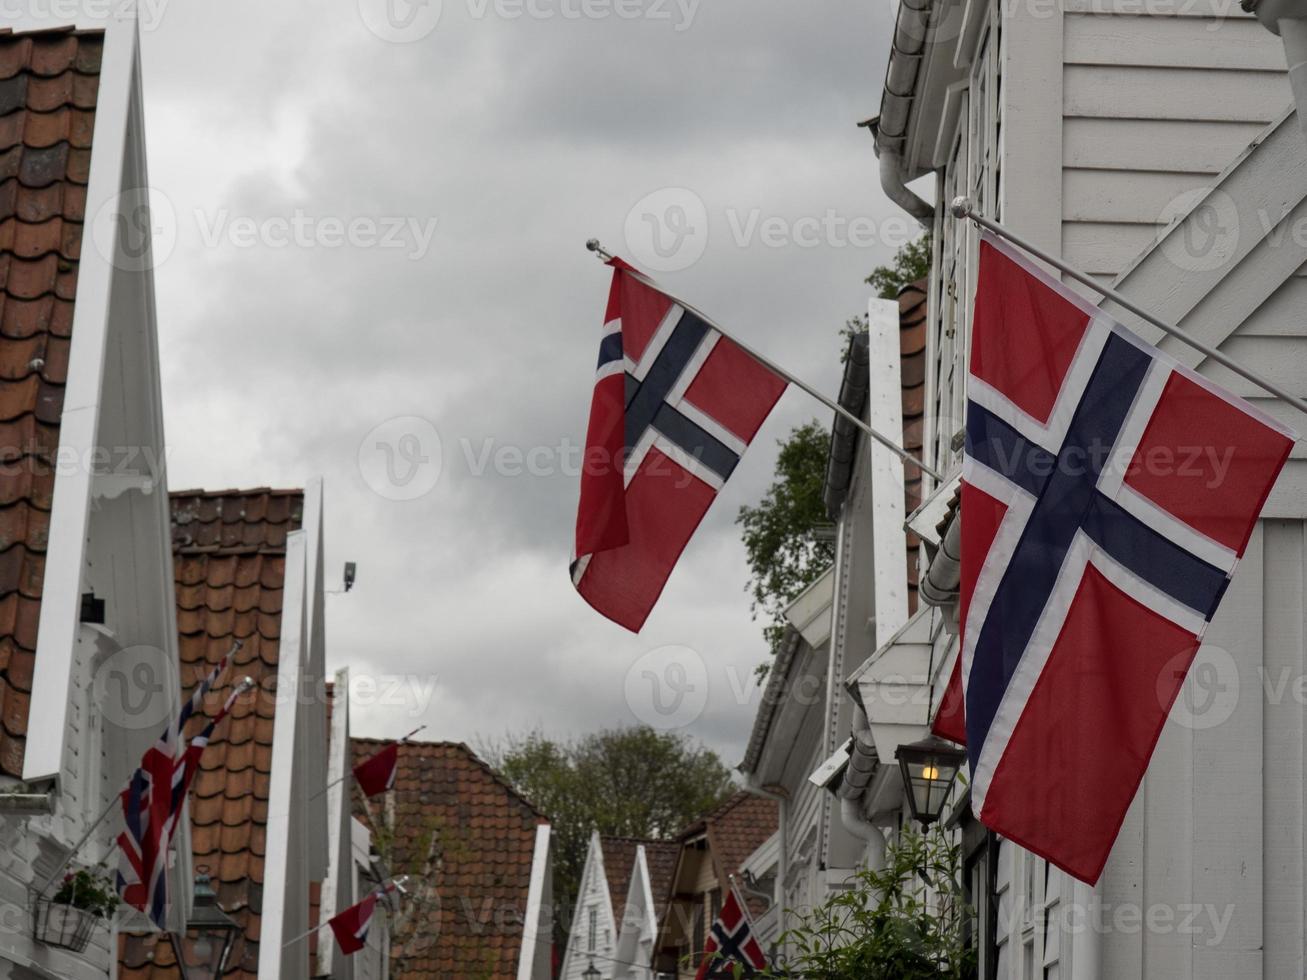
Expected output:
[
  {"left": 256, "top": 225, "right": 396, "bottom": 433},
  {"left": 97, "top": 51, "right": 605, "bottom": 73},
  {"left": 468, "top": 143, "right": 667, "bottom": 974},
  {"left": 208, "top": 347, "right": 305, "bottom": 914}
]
[
  {"left": 641, "top": 840, "right": 679, "bottom": 921},
  {"left": 120, "top": 489, "right": 304, "bottom": 979},
  {"left": 0, "top": 26, "right": 102, "bottom": 778},
  {"left": 701, "top": 792, "right": 776, "bottom": 906},
  {"left": 599, "top": 836, "right": 638, "bottom": 927},
  {"left": 901, "top": 279, "right": 927, "bottom": 614},
  {"left": 351, "top": 738, "right": 548, "bottom": 979}
]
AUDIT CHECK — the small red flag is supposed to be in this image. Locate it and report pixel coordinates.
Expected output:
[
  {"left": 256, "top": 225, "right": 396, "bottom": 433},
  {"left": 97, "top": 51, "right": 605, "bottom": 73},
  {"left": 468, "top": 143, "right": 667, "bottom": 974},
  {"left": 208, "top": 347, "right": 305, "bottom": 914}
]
[
  {"left": 353, "top": 742, "right": 399, "bottom": 798},
  {"left": 329, "top": 890, "right": 382, "bottom": 955}
]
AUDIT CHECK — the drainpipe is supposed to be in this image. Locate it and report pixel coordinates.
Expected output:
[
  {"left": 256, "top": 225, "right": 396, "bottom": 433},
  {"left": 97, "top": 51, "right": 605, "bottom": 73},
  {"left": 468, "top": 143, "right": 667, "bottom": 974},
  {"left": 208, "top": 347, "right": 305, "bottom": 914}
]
[
  {"left": 1244, "top": 0, "right": 1307, "bottom": 139},
  {"left": 741, "top": 781, "right": 787, "bottom": 941},
  {"left": 835, "top": 707, "right": 888, "bottom": 868}
]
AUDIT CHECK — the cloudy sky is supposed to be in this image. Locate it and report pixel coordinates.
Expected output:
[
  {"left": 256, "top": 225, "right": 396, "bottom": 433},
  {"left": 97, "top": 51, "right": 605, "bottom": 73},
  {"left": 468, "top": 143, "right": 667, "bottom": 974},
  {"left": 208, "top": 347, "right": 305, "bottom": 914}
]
[{"left": 33, "top": 0, "right": 907, "bottom": 765}]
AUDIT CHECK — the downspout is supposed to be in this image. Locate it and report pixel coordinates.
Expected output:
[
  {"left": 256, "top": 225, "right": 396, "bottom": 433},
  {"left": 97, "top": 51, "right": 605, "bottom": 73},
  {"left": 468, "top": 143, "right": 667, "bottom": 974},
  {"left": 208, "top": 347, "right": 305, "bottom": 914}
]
[
  {"left": 1244, "top": 0, "right": 1307, "bottom": 139},
  {"left": 741, "top": 781, "right": 787, "bottom": 942},
  {"left": 859, "top": 0, "right": 937, "bottom": 227},
  {"left": 835, "top": 706, "right": 887, "bottom": 868}
]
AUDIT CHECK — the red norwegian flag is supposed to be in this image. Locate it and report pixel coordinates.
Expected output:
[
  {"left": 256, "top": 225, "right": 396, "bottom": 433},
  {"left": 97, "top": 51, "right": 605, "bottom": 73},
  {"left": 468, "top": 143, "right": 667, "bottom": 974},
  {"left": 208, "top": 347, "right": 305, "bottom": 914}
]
[
  {"left": 694, "top": 888, "right": 767, "bottom": 979},
  {"left": 954, "top": 233, "right": 1294, "bottom": 882},
  {"left": 353, "top": 742, "right": 399, "bottom": 798},
  {"left": 572, "top": 258, "right": 787, "bottom": 631},
  {"left": 329, "top": 883, "right": 395, "bottom": 955}
]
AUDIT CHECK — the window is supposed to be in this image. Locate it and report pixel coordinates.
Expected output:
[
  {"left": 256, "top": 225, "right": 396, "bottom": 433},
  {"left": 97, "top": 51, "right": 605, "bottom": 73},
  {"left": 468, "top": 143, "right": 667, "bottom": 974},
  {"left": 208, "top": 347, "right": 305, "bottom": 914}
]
[{"left": 588, "top": 907, "right": 597, "bottom": 952}]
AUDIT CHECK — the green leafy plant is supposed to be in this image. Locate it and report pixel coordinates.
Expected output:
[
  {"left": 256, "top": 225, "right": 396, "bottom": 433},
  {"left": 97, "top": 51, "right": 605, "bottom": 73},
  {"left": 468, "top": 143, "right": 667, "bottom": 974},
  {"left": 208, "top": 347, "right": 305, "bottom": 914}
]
[
  {"left": 759, "top": 826, "right": 977, "bottom": 980},
  {"left": 737, "top": 420, "right": 837, "bottom": 663},
  {"left": 52, "top": 868, "right": 120, "bottom": 919}
]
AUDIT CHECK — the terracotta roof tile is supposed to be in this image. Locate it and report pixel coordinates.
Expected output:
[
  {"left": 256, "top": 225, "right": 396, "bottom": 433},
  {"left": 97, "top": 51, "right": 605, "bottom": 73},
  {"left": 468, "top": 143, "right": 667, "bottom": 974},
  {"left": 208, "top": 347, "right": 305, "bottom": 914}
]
[
  {"left": 701, "top": 793, "right": 776, "bottom": 913},
  {"left": 351, "top": 738, "right": 548, "bottom": 979},
  {"left": 0, "top": 26, "right": 102, "bottom": 777},
  {"left": 119, "top": 489, "right": 303, "bottom": 980}
]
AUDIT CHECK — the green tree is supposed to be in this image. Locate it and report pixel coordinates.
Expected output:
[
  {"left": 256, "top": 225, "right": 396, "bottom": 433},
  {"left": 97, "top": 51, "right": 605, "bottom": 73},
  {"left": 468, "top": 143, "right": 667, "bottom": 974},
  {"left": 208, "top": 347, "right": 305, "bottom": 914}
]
[
  {"left": 745, "top": 234, "right": 933, "bottom": 662},
  {"left": 868, "top": 232, "right": 932, "bottom": 299},
  {"left": 736, "top": 420, "right": 836, "bottom": 658},
  {"left": 485, "top": 725, "right": 735, "bottom": 942},
  {"left": 844, "top": 233, "right": 933, "bottom": 350}
]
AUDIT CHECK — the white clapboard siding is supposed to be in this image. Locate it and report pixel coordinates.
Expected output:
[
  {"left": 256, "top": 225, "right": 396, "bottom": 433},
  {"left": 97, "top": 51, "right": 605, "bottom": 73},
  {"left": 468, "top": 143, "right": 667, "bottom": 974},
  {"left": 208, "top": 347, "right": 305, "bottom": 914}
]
[
  {"left": 1234, "top": 270, "right": 1307, "bottom": 337},
  {"left": 1064, "top": 0, "right": 1247, "bottom": 16},
  {"left": 1062, "top": 222, "right": 1158, "bottom": 275},
  {"left": 1262, "top": 520, "right": 1307, "bottom": 978},
  {"left": 1063, "top": 118, "right": 1267, "bottom": 175},
  {"left": 1065, "top": 66, "right": 1290, "bottom": 123},
  {"left": 1063, "top": 13, "right": 1284, "bottom": 70},
  {"left": 1062, "top": 169, "right": 1218, "bottom": 223}
]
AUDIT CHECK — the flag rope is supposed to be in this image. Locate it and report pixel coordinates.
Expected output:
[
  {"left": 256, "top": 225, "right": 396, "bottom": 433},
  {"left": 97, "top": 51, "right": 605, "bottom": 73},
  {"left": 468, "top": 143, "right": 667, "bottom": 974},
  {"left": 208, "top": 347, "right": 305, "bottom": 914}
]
[
  {"left": 585, "top": 240, "right": 946, "bottom": 482},
  {"left": 950, "top": 196, "right": 1307, "bottom": 426}
]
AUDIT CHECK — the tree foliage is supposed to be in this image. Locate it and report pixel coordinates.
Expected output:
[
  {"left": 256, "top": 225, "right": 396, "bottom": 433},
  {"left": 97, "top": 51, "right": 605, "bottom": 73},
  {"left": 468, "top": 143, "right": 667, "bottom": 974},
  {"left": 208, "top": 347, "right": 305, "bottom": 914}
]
[
  {"left": 485, "top": 725, "right": 735, "bottom": 940},
  {"left": 844, "top": 233, "right": 934, "bottom": 352},
  {"left": 755, "top": 826, "right": 977, "bottom": 980},
  {"left": 736, "top": 420, "right": 836, "bottom": 657},
  {"left": 867, "top": 232, "right": 933, "bottom": 300}
]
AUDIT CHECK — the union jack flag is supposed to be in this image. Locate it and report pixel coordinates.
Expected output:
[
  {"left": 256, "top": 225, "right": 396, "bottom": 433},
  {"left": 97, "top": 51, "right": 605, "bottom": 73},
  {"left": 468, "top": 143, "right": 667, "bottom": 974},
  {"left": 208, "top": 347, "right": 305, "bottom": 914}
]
[
  {"left": 116, "top": 643, "right": 244, "bottom": 929},
  {"left": 694, "top": 888, "right": 767, "bottom": 980},
  {"left": 572, "top": 257, "right": 787, "bottom": 631},
  {"left": 953, "top": 234, "right": 1295, "bottom": 882},
  {"left": 329, "top": 881, "right": 398, "bottom": 955}
]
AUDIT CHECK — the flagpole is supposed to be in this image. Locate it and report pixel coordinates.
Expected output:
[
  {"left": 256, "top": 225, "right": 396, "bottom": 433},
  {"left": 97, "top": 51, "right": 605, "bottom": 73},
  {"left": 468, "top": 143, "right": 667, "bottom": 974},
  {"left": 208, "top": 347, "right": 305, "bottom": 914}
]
[
  {"left": 33, "top": 674, "right": 257, "bottom": 900},
  {"left": 585, "top": 240, "right": 946, "bottom": 482},
  {"left": 949, "top": 197, "right": 1307, "bottom": 425},
  {"left": 309, "top": 725, "right": 426, "bottom": 804}
]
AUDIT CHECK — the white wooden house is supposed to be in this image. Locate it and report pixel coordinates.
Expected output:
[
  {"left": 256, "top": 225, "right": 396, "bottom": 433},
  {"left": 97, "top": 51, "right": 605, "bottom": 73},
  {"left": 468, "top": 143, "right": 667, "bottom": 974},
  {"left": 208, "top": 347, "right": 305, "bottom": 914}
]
[
  {"left": 560, "top": 832, "right": 621, "bottom": 979},
  {"left": 0, "top": 14, "right": 188, "bottom": 979},
  {"left": 560, "top": 833, "right": 679, "bottom": 979},
  {"left": 847, "top": 0, "right": 1307, "bottom": 976}
]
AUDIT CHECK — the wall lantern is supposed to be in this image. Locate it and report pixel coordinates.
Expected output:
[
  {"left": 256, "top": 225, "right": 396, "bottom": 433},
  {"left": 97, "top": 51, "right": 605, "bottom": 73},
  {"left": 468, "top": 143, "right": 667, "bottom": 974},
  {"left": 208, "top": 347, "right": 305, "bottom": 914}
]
[
  {"left": 895, "top": 736, "right": 967, "bottom": 827},
  {"left": 168, "top": 868, "right": 240, "bottom": 980}
]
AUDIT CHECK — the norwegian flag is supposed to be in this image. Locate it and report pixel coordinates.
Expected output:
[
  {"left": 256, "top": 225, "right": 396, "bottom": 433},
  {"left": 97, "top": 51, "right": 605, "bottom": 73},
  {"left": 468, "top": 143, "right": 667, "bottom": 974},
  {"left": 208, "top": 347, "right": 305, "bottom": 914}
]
[
  {"left": 329, "top": 882, "right": 396, "bottom": 955},
  {"left": 572, "top": 258, "right": 787, "bottom": 631},
  {"left": 116, "top": 647, "right": 243, "bottom": 929},
  {"left": 694, "top": 888, "right": 768, "bottom": 979},
  {"left": 353, "top": 741, "right": 399, "bottom": 798},
  {"left": 956, "top": 233, "right": 1295, "bottom": 883}
]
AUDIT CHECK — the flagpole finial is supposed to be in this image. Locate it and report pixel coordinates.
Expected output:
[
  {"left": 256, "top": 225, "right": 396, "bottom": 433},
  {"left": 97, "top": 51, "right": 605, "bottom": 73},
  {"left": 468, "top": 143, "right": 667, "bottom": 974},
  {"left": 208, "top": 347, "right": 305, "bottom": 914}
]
[
  {"left": 949, "top": 196, "right": 974, "bottom": 219},
  {"left": 585, "top": 239, "right": 614, "bottom": 263}
]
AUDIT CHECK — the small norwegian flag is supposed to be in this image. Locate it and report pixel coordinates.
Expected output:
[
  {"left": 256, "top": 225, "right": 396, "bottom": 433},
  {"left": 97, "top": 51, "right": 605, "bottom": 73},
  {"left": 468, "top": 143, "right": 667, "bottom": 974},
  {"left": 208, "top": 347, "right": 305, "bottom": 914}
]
[
  {"left": 116, "top": 649, "right": 244, "bottom": 928},
  {"left": 952, "top": 233, "right": 1294, "bottom": 882},
  {"left": 695, "top": 888, "right": 768, "bottom": 979},
  {"left": 353, "top": 742, "right": 399, "bottom": 798},
  {"left": 572, "top": 258, "right": 787, "bottom": 631},
  {"left": 329, "top": 883, "right": 395, "bottom": 955}
]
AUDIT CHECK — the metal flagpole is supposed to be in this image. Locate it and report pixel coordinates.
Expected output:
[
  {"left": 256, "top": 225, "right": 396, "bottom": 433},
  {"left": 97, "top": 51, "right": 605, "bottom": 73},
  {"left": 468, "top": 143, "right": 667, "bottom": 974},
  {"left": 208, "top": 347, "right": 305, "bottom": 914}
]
[
  {"left": 949, "top": 196, "right": 1307, "bottom": 426},
  {"left": 308, "top": 725, "right": 427, "bottom": 805},
  {"left": 585, "top": 240, "right": 946, "bottom": 482}
]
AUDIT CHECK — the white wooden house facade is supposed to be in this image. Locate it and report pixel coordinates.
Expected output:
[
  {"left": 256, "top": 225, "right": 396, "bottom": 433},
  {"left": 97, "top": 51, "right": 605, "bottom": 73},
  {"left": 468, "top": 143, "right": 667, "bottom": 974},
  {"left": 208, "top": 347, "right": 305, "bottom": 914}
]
[
  {"left": 855, "top": 0, "right": 1307, "bottom": 976},
  {"left": 0, "top": 13, "right": 188, "bottom": 979}
]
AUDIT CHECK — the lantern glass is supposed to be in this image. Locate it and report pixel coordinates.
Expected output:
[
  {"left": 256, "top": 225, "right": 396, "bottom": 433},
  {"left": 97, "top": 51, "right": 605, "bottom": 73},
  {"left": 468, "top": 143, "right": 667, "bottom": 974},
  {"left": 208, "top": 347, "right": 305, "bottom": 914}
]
[
  {"left": 583, "top": 959, "right": 601, "bottom": 980},
  {"left": 895, "top": 736, "right": 966, "bottom": 826},
  {"left": 170, "top": 869, "right": 240, "bottom": 980}
]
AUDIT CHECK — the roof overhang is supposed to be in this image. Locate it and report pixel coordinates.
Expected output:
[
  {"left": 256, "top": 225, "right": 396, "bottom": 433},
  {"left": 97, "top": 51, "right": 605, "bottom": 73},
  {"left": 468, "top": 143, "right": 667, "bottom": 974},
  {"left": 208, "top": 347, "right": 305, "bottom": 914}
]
[
  {"left": 740, "top": 568, "right": 834, "bottom": 782},
  {"left": 845, "top": 606, "right": 951, "bottom": 763},
  {"left": 874, "top": 0, "right": 972, "bottom": 179}
]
